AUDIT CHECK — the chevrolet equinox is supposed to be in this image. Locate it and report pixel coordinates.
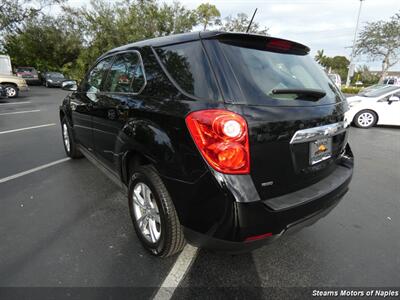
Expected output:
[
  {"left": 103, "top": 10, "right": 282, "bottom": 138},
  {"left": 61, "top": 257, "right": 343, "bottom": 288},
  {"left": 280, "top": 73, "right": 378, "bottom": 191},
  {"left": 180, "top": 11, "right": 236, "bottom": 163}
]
[{"left": 60, "top": 32, "right": 354, "bottom": 257}]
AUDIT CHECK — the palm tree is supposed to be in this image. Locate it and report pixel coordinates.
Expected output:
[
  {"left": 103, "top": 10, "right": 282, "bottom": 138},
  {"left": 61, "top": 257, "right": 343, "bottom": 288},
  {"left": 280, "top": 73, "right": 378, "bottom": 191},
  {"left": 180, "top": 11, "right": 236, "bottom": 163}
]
[{"left": 315, "top": 49, "right": 325, "bottom": 63}]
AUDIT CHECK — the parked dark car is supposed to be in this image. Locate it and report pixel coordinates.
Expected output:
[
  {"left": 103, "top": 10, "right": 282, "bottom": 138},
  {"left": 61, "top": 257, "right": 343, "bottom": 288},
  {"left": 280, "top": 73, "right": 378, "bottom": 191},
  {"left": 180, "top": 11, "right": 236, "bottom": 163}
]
[
  {"left": 42, "top": 72, "right": 66, "bottom": 87},
  {"left": 15, "top": 67, "right": 41, "bottom": 85},
  {"left": 0, "top": 84, "right": 8, "bottom": 98},
  {"left": 60, "top": 31, "right": 354, "bottom": 257}
]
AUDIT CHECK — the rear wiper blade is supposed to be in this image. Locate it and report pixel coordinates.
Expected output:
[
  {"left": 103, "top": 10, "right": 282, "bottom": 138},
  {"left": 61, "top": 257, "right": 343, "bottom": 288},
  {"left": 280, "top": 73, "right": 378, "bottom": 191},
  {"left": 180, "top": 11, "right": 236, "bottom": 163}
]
[{"left": 271, "top": 88, "right": 326, "bottom": 101}]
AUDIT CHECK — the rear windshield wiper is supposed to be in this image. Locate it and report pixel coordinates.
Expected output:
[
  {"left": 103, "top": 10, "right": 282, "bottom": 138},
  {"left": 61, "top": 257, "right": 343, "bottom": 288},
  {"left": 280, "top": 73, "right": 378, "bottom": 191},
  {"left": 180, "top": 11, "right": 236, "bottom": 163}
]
[{"left": 271, "top": 88, "right": 326, "bottom": 101}]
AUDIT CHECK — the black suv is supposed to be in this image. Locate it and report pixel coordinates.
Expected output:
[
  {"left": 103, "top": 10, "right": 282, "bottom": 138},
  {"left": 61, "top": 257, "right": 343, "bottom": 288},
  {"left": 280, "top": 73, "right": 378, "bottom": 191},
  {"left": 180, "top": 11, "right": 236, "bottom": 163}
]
[{"left": 60, "top": 32, "right": 353, "bottom": 257}]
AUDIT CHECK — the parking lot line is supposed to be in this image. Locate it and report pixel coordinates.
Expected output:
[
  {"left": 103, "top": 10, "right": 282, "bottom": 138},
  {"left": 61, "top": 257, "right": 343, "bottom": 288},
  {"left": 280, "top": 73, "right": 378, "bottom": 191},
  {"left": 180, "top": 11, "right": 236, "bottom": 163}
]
[
  {"left": 0, "top": 110, "right": 41, "bottom": 116},
  {"left": 153, "top": 245, "right": 198, "bottom": 300},
  {"left": 0, "top": 101, "right": 32, "bottom": 106},
  {"left": 0, "top": 158, "right": 70, "bottom": 184},
  {"left": 0, "top": 123, "right": 56, "bottom": 135}
]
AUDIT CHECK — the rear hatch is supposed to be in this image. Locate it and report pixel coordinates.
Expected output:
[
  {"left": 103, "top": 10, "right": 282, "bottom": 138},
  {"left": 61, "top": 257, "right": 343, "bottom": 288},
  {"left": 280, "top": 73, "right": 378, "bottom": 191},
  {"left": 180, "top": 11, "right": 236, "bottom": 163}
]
[{"left": 201, "top": 33, "right": 348, "bottom": 200}]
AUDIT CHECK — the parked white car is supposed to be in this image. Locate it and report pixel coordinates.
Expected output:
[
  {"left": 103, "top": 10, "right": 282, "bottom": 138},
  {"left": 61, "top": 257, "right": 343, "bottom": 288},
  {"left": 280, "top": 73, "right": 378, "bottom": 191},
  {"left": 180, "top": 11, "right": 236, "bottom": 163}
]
[{"left": 345, "top": 85, "right": 400, "bottom": 128}]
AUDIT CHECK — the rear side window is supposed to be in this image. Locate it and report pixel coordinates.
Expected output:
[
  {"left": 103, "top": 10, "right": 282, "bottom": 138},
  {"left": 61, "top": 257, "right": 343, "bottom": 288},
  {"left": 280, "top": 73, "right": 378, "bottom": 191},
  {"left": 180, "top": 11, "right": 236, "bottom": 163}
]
[
  {"left": 103, "top": 52, "right": 146, "bottom": 93},
  {"left": 156, "top": 41, "right": 221, "bottom": 101},
  {"left": 83, "top": 57, "right": 114, "bottom": 93},
  {"left": 217, "top": 39, "right": 340, "bottom": 106}
]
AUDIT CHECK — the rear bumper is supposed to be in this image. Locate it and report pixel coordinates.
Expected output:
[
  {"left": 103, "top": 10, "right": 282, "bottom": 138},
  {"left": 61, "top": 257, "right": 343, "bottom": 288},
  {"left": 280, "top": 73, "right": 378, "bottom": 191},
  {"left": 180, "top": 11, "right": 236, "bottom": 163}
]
[
  {"left": 183, "top": 190, "right": 344, "bottom": 253},
  {"left": 165, "top": 145, "right": 353, "bottom": 252}
]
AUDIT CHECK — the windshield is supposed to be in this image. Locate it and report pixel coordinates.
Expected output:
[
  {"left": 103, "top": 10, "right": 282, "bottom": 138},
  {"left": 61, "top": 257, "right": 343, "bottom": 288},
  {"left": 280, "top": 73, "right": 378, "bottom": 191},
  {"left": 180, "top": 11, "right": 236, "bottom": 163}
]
[
  {"left": 16, "top": 68, "right": 35, "bottom": 73},
  {"left": 218, "top": 41, "right": 341, "bottom": 106},
  {"left": 48, "top": 72, "right": 64, "bottom": 78},
  {"left": 362, "top": 85, "right": 400, "bottom": 97}
]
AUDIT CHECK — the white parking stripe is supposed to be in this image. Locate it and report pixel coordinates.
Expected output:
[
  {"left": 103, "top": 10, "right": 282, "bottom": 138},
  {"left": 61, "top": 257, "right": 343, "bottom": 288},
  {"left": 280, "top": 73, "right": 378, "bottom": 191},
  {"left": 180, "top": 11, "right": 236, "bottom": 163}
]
[
  {"left": 0, "top": 109, "right": 40, "bottom": 116},
  {"left": 0, "top": 101, "right": 31, "bottom": 106},
  {"left": 0, "top": 123, "right": 56, "bottom": 135},
  {"left": 153, "top": 245, "right": 198, "bottom": 300},
  {"left": 0, "top": 158, "right": 70, "bottom": 184}
]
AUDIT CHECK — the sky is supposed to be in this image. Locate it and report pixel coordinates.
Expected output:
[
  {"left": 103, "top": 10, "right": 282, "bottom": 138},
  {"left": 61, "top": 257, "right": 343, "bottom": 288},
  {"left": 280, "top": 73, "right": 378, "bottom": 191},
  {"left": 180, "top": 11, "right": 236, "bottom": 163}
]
[{"left": 67, "top": 0, "right": 400, "bottom": 71}]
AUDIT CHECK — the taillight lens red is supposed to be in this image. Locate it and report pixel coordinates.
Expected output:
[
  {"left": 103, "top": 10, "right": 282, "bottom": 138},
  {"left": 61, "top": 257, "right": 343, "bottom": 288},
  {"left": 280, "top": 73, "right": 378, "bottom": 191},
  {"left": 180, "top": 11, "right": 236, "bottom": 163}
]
[{"left": 185, "top": 109, "right": 250, "bottom": 174}]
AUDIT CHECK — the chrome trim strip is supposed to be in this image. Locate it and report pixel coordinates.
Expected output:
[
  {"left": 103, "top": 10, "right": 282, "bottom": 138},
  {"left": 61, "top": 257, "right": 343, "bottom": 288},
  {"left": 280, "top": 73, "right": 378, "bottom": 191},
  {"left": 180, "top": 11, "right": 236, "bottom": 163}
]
[{"left": 290, "top": 121, "right": 348, "bottom": 144}]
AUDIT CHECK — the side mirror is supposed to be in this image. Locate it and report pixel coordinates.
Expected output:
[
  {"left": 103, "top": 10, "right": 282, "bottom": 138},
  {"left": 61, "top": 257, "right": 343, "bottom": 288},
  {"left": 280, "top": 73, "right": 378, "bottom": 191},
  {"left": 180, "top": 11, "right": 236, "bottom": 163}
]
[
  {"left": 388, "top": 95, "right": 400, "bottom": 103},
  {"left": 62, "top": 80, "right": 78, "bottom": 91}
]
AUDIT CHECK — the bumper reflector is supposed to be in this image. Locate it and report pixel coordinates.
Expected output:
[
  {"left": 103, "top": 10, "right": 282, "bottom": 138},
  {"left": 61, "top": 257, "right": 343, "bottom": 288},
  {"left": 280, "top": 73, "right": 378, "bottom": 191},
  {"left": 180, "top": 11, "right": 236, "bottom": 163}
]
[{"left": 244, "top": 232, "right": 273, "bottom": 242}]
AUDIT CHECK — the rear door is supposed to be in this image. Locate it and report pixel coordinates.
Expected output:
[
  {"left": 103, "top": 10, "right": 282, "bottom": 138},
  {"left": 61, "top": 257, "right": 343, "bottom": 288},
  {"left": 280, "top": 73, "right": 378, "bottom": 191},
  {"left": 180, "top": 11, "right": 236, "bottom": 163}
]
[{"left": 202, "top": 34, "right": 348, "bottom": 199}]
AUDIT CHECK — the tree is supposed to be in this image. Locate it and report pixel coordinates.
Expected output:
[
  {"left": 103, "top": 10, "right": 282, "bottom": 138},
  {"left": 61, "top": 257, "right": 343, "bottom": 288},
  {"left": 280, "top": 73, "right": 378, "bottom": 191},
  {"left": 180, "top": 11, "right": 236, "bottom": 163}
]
[
  {"left": 196, "top": 3, "right": 221, "bottom": 31},
  {"left": 355, "top": 11, "right": 400, "bottom": 82},
  {"left": 219, "top": 13, "right": 268, "bottom": 35},
  {"left": 315, "top": 49, "right": 325, "bottom": 64},
  {"left": 60, "top": 0, "right": 200, "bottom": 79},
  {"left": 316, "top": 54, "right": 350, "bottom": 81},
  {"left": 351, "top": 65, "right": 380, "bottom": 85},
  {"left": 0, "top": 0, "right": 63, "bottom": 33},
  {"left": 2, "top": 15, "right": 84, "bottom": 77}
]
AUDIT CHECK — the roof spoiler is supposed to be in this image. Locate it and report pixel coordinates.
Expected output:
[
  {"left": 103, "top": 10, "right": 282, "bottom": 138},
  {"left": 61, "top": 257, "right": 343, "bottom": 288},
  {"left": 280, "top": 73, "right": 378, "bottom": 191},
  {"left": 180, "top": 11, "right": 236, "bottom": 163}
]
[{"left": 200, "top": 32, "right": 310, "bottom": 55}]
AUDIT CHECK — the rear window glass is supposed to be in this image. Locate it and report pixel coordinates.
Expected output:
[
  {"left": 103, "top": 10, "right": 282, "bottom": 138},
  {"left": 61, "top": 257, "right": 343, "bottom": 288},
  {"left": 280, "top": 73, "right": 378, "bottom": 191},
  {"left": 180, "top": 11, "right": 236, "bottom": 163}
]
[
  {"left": 218, "top": 41, "right": 339, "bottom": 105},
  {"left": 156, "top": 41, "right": 221, "bottom": 101}
]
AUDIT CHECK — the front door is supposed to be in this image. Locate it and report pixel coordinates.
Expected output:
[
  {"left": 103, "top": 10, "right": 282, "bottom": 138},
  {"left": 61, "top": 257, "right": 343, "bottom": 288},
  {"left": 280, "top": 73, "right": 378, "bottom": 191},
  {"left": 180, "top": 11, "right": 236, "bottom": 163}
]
[
  {"left": 71, "top": 56, "right": 114, "bottom": 151},
  {"left": 91, "top": 51, "right": 146, "bottom": 169}
]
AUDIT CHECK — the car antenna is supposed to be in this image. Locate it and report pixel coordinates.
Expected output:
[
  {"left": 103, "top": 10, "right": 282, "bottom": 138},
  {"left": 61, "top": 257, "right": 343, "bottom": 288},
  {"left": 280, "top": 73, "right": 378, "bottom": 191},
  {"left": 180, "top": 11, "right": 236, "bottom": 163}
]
[{"left": 246, "top": 8, "right": 258, "bottom": 33}]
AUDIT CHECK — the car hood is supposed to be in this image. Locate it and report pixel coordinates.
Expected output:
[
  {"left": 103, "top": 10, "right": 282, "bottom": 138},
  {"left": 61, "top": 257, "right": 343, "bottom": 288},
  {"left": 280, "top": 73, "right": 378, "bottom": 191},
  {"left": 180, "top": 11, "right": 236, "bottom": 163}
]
[{"left": 0, "top": 74, "right": 20, "bottom": 80}]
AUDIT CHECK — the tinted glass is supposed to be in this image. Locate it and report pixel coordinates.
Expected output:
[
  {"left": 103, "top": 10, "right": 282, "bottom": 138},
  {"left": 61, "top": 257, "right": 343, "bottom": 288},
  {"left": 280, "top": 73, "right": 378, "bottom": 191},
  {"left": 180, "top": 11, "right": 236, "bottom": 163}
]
[
  {"left": 48, "top": 72, "right": 64, "bottom": 78},
  {"left": 16, "top": 67, "right": 35, "bottom": 72},
  {"left": 219, "top": 41, "right": 340, "bottom": 105},
  {"left": 103, "top": 52, "right": 145, "bottom": 93},
  {"left": 156, "top": 41, "right": 221, "bottom": 101},
  {"left": 364, "top": 85, "right": 400, "bottom": 97},
  {"left": 83, "top": 57, "right": 114, "bottom": 93}
]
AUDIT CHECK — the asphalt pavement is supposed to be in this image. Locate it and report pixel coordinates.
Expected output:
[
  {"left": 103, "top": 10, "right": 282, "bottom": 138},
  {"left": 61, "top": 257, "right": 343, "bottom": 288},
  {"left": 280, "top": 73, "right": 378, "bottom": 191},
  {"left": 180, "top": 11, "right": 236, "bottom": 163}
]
[{"left": 0, "top": 86, "right": 399, "bottom": 299}]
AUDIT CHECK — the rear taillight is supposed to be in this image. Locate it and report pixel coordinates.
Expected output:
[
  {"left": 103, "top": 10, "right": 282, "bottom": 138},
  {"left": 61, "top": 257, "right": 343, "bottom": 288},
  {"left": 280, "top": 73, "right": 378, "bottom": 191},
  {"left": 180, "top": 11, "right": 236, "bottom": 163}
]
[{"left": 185, "top": 109, "right": 250, "bottom": 174}]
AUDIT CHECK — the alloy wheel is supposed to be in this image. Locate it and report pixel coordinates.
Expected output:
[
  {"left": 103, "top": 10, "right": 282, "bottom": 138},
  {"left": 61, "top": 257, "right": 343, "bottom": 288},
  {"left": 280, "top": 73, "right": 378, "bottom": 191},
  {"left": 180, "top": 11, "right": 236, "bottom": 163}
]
[
  {"left": 357, "top": 112, "right": 374, "bottom": 127},
  {"left": 62, "top": 123, "right": 70, "bottom": 153},
  {"left": 5, "top": 87, "right": 16, "bottom": 97},
  {"left": 132, "top": 182, "right": 161, "bottom": 243}
]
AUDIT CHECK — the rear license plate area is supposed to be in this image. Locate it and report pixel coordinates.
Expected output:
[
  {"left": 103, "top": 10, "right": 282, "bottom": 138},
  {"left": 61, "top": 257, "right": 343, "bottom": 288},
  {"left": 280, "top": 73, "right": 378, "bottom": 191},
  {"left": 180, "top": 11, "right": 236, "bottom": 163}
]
[{"left": 309, "top": 138, "right": 332, "bottom": 165}]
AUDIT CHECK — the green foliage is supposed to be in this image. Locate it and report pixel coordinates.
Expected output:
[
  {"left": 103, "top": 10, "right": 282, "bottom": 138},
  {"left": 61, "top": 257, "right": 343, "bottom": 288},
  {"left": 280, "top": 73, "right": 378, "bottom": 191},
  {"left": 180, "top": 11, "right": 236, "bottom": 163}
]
[
  {"left": 3, "top": 15, "right": 83, "bottom": 77},
  {"left": 62, "top": 0, "right": 200, "bottom": 78},
  {"left": 351, "top": 65, "right": 380, "bottom": 86},
  {"left": 341, "top": 86, "right": 362, "bottom": 94},
  {"left": 355, "top": 11, "right": 400, "bottom": 82},
  {"left": 219, "top": 13, "right": 268, "bottom": 35},
  {"left": 196, "top": 3, "right": 221, "bottom": 30},
  {"left": 0, "top": 0, "right": 64, "bottom": 33},
  {"left": 315, "top": 50, "right": 349, "bottom": 82},
  {"left": 1, "top": 0, "right": 272, "bottom": 80}
]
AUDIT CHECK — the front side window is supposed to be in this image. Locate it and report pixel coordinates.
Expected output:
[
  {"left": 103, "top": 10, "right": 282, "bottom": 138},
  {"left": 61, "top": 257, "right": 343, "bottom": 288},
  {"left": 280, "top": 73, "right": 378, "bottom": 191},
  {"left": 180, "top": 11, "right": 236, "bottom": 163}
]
[
  {"left": 156, "top": 41, "right": 221, "bottom": 101},
  {"left": 103, "top": 52, "right": 145, "bottom": 93},
  {"left": 83, "top": 57, "right": 114, "bottom": 93}
]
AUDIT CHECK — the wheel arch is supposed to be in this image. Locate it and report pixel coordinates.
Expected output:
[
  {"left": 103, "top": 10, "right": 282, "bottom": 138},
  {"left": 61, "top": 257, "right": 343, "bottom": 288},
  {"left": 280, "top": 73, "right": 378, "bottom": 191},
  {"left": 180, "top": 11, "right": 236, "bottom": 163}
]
[{"left": 1, "top": 82, "right": 18, "bottom": 89}]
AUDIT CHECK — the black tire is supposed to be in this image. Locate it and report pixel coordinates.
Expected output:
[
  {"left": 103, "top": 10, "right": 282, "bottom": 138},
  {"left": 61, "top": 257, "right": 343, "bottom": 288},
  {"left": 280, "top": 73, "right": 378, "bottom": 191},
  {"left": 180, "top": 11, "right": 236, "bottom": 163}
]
[
  {"left": 354, "top": 110, "right": 377, "bottom": 128},
  {"left": 4, "top": 85, "right": 18, "bottom": 98},
  {"left": 61, "top": 117, "right": 83, "bottom": 158},
  {"left": 128, "top": 165, "right": 185, "bottom": 257}
]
